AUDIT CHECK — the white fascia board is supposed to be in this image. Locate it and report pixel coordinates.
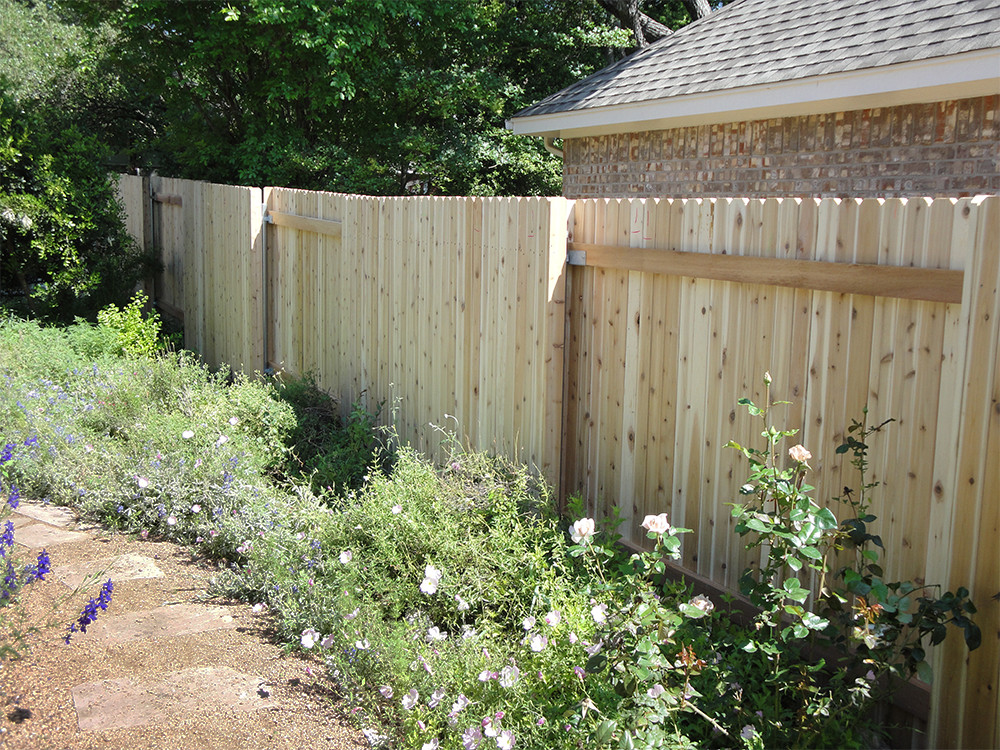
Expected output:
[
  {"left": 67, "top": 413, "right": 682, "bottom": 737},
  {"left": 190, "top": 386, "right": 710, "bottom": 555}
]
[{"left": 507, "top": 48, "right": 1000, "bottom": 138}]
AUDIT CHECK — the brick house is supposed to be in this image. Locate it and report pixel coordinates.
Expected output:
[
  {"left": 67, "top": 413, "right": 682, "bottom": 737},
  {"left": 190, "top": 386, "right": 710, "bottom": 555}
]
[{"left": 508, "top": 0, "right": 1000, "bottom": 199}]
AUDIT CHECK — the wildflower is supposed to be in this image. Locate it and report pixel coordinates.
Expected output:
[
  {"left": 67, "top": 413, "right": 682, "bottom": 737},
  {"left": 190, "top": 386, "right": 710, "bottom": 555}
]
[
  {"left": 789, "top": 444, "right": 812, "bottom": 463},
  {"left": 25, "top": 549, "right": 51, "bottom": 583},
  {"left": 478, "top": 670, "right": 494, "bottom": 682},
  {"left": 422, "top": 740, "right": 439, "bottom": 750},
  {"left": 451, "top": 694, "right": 470, "bottom": 714},
  {"left": 344, "top": 607, "right": 360, "bottom": 621},
  {"left": 252, "top": 603, "right": 265, "bottom": 613},
  {"left": 339, "top": 550, "right": 353, "bottom": 564},
  {"left": 568, "top": 632, "right": 578, "bottom": 644},
  {"left": 544, "top": 610, "right": 561, "bottom": 627},
  {"left": 641, "top": 512, "right": 671, "bottom": 535},
  {"left": 191, "top": 504, "right": 201, "bottom": 513},
  {"left": 0, "top": 521, "right": 15, "bottom": 556},
  {"left": 499, "top": 664, "right": 519, "bottom": 688},
  {"left": 140, "top": 530, "right": 149, "bottom": 539},
  {"left": 65, "top": 579, "right": 114, "bottom": 643},
  {"left": 521, "top": 616, "right": 535, "bottom": 631},
  {"left": 536, "top": 718, "right": 545, "bottom": 726},
  {"left": 584, "top": 640, "right": 603, "bottom": 656},
  {"left": 166, "top": 515, "right": 178, "bottom": 527},
  {"left": 573, "top": 666, "right": 586, "bottom": 682},
  {"left": 136, "top": 476, "right": 150, "bottom": 489},
  {"left": 215, "top": 435, "right": 229, "bottom": 448},
  {"left": 591, "top": 603, "right": 608, "bottom": 624},
  {"left": 421, "top": 564, "right": 442, "bottom": 595},
  {"left": 402, "top": 689, "right": 419, "bottom": 710},
  {"left": 182, "top": 430, "right": 194, "bottom": 439},
  {"left": 228, "top": 416, "right": 239, "bottom": 426},
  {"left": 647, "top": 684, "right": 666, "bottom": 699},
  {"left": 455, "top": 594, "right": 470, "bottom": 611},
  {"left": 462, "top": 625, "right": 476, "bottom": 639},
  {"left": 321, "top": 633, "right": 335, "bottom": 648},
  {"left": 426, "top": 626, "right": 447, "bottom": 643},
  {"left": 392, "top": 504, "right": 402, "bottom": 514},
  {"left": 568, "top": 518, "right": 595, "bottom": 545},
  {"left": 355, "top": 639, "right": 370, "bottom": 650},
  {"left": 497, "top": 730, "right": 515, "bottom": 750},
  {"left": 529, "top": 634, "right": 547, "bottom": 652},
  {"left": 428, "top": 687, "right": 446, "bottom": 708},
  {"left": 5, "top": 486, "right": 19, "bottom": 510},
  {"left": 300, "top": 628, "right": 321, "bottom": 649},
  {"left": 741, "top": 725, "right": 758, "bottom": 741},
  {"left": 379, "top": 685, "right": 393, "bottom": 699},
  {"left": 462, "top": 727, "right": 483, "bottom": 750}
]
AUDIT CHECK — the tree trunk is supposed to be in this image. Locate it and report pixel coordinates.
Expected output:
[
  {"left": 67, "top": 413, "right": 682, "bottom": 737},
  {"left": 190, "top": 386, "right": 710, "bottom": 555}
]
[
  {"left": 683, "top": 0, "right": 713, "bottom": 20},
  {"left": 596, "top": 0, "right": 674, "bottom": 47}
]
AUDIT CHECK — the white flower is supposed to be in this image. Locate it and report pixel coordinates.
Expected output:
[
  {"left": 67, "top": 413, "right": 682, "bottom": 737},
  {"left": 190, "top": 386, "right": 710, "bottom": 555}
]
[
  {"left": 689, "top": 594, "right": 715, "bottom": 615},
  {"left": 215, "top": 434, "right": 229, "bottom": 448},
  {"left": 789, "top": 444, "right": 812, "bottom": 463},
  {"left": 568, "top": 632, "right": 578, "bottom": 644},
  {"left": 354, "top": 639, "right": 370, "bottom": 650},
  {"left": 569, "top": 517, "right": 596, "bottom": 545},
  {"left": 499, "top": 664, "right": 519, "bottom": 688},
  {"left": 190, "top": 503, "right": 201, "bottom": 513},
  {"left": 402, "top": 689, "right": 419, "bottom": 710},
  {"left": 455, "top": 594, "right": 470, "bottom": 611},
  {"left": 340, "top": 549, "right": 353, "bottom": 564},
  {"left": 741, "top": 725, "right": 758, "bottom": 741},
  {"left": 544, "top": 610, "right": 561, "bottom": 627},
  {"left": 421, "top": 564, "right": 442, "bottom": 595},
  {"left": 321, "top": 633, "right": 336, "bottom": 649},
  {"left": 427, "top": 687, "right": 446, "bottom": 709},
  {"left": 136, "top": 476, "right": 150, "bottom": 489},
  {"left": 529, "top": 634, "right": 548, "bottom": 652},
  {"left": 522, "top": 616, "right": 536, "bottom": 631},
  {"left": 229, "top": 416, "right": 239, "bottom": 426},
  {"left": 641, "top": 512, "right": 671, "bottom": 535},
  {"left": 300, "top": 628, "right": 320, "bottom": 649},
  {"left": 182, "top": 430, "right": 194, "bottom": 439},
  {"left": 252, "top": 603, "right": 266, "bottom": 613},
  {"left": 422, "top": 741, "right": 439, "bottom": 750},
  {"left": 477, "top": 670, "right": 493, "bottom": 682},
  {"left": 392, "top": 504, "right": 403, "bottom": 514},
  {"left": 344, "top": 607, "right": 360, "bottom": 621},
  {"left": 379, "top": 685, "right": 393, "bottom": 699},
  {"left": 426, "top": 626, "right": 447, "bottom": 643},
  {"left": 647, "top": 683, "right": 666, "bottom": 699},
  {"left": 462, "top": 727, "right": 483, "bottom": 750},
  {"left": 451, "top": 694, "right": 470, "bottom": 714},
  {"left": 591, "top": 603, "right": 608, "bottom": 624},
  {"left": 496, "top": 730, "right": 515, "bottom": 750},
  {"left": 166, "top": 515, "right": 178, "bottom": 527},
  {"left": 584, "top": 640, "right": 603, "bottom": 656}
]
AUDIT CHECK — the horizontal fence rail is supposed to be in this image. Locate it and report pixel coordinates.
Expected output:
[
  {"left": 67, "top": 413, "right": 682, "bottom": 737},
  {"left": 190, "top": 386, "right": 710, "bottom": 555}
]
[{"left": 117, "top": 173, "right": 997, "bottom": 750}]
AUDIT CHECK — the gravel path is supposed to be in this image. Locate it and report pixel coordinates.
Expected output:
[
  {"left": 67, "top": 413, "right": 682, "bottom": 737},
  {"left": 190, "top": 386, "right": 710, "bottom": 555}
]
[{"left": 0, "top": 502, "right": 368, "bottom": 750}]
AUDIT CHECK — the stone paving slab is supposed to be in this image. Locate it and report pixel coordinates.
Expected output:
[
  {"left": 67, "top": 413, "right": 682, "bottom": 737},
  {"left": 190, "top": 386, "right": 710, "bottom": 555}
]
[
  {"left": 13, "top": 523, "right": 89, "bottom": 549},
  {"left": 86, "top": 604, "right": 237, "bottom": 645},
  {"left": 55, "top": 553, "right": 165, "bottom": 589},
  {"left": 71, "top": 666, "right": 274, "bottom": 731},
  {"left": 15, "top": 502, "right": 77, "bottom": 528}
]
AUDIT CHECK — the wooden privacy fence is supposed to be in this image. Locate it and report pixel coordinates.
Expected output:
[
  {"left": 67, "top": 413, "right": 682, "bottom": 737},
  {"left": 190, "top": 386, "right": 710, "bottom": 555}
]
[{"left": 116, "top": 174, "right": 998, "bottom": 750}]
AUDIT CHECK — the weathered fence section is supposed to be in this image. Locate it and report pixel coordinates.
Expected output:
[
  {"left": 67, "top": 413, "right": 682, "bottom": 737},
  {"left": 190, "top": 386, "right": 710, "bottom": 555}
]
[
  {"left": 129, "top": 178, "right": 997, "bottom": 750},
  {"left": 265, "top": 189, "right": 567, "bottom": 480},
  {"left": 114, "top": 174, "right": 146, "bottom": 249}
]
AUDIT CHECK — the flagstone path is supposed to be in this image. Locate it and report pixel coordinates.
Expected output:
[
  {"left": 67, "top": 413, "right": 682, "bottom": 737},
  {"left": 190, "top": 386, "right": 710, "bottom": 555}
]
[{"left": 0, "top": 502, "right": 368, "bottom": 750}]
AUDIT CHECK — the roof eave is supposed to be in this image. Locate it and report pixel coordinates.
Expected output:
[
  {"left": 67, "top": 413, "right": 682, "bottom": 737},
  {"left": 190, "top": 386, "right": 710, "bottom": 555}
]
[{"left": 507, "top": 48, "right": 1000, "bottom": 138}]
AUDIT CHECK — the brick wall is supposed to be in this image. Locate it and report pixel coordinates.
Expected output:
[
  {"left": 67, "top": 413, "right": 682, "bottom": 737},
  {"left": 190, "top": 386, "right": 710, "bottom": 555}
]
[{"left": 562, "top": 95, "right": 999, "bottom": 199}]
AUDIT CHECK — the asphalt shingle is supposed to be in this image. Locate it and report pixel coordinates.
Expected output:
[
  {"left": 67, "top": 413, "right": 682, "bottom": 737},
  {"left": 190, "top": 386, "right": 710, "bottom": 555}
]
[{"left": 514, "top": 0, "right": 1000, "bottom": 119}]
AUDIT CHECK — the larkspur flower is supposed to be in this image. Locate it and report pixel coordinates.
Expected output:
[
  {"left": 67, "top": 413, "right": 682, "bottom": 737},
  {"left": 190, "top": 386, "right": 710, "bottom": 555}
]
[
  {"left": 0, "top": 521, "right": 15, "bottom": 556},
  {"left": 65, "top": 579, "right": 113, "bottom": 643},
  {"left": 25, "top": 549, "right": 51, "bottom": 583},
  {"left": 5, "top": 485, "right": 19, "bottom": 510}
]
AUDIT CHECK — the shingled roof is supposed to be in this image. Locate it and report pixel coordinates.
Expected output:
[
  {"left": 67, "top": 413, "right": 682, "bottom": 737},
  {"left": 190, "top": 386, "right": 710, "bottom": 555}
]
[{"left": 509, "top": 0, "right": 1000, "bottom": 136}]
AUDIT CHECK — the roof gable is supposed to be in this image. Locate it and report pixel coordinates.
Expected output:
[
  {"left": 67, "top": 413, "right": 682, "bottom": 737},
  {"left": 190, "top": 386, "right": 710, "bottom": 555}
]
[{"left": 510, "top": 0, "right": 1000, "bottom": 134}]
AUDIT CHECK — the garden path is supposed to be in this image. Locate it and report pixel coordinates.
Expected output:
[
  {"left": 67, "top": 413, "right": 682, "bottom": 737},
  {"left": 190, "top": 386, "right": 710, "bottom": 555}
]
[{"left": 0, "top": 501, "right": 367, "bottom": 750}]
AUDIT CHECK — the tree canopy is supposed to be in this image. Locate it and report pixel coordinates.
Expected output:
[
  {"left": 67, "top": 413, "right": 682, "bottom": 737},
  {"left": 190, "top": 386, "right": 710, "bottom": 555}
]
[{"left": 3, "top": 0, "right": 731, "bottom": 196}]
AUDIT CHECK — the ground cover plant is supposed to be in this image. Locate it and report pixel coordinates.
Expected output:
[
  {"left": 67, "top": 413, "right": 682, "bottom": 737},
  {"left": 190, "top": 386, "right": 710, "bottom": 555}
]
[{"left": 0, "top": 303, "right": 981, "bottom": 749}]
